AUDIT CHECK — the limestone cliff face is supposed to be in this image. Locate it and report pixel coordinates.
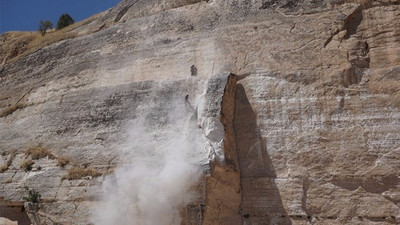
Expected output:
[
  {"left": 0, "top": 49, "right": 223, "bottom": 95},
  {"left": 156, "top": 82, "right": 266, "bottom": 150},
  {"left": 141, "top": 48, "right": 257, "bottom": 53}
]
[{"left": 1, "top": 0, "right": 400, "bottom": 224}]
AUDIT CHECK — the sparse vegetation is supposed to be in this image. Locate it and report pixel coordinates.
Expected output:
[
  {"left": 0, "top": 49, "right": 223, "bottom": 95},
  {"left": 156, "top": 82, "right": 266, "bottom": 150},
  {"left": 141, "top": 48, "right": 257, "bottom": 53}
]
[
  {"left": 0, "top": 151, "right": 16, "bottom": 173},
  {"left": 38, "top": 20, "right": 53, "bottom": 36},
  {"left": 56, "top": 14, "right": 75, "bottom": 30},
  {"left": 1, "top": 30, "right": 77, "bottom": 64},
  {"left": 9, "top": 150, "right": 17, "bottom": 158},
  {"left": 21, "top": 160, "right": 34, "bottom": 172},
  {"left": 0, "top": 164, "right": 8, "bottom": 173},
  {"left": 0, "top": 103, "right": 25, "bottom": 118},
  {"left": 0, "top": 11, "right": 106, "bottom": 64},
  {"left": 105, "top": 168, "right": 115, "bottom": 175},
  {"left": 57, "top": 156, "right": 70, "bottom": 167},
  {"left": 0, "top": 150, "right": 18, "bottom": 172},
  {"left": 23, "top": 187, "right": 41, "bottom": 204},
  {"left": 25, "top": 147, "right": 54, "bottom": 160},
  {"left": 10, "top": 149, "right": 17, "bottom": 158},
  {"left": 65, "top": 166, "right": 102, "bottom": 180},
  {"left": 7, "top": 150, "right": 17, "bottom": 166},
  {"left": 4, "top": 178, "right": 12, "bottom": 183}
]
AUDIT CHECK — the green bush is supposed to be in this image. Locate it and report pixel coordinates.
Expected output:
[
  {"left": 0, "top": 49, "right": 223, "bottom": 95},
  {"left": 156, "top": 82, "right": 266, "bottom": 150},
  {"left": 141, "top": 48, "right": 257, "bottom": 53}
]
[
  {"left": 38, "top": 20, "right": 53, "bottom": 36},
  {"left": 56, "top": 14, "right": 75, "bottom": 30},
  {"left": 23, "top": 187, "right": 41, "bottom": 203}
]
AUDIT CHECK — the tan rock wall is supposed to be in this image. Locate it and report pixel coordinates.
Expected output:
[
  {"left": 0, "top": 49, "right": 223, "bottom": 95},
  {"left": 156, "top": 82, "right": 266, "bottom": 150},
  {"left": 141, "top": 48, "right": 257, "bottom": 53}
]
[
  {"left": 203, "top": 74, "right": 242, "bottom": 225},
  {"left": 0, "top": 0, "right": 399, "bottom": 224}
]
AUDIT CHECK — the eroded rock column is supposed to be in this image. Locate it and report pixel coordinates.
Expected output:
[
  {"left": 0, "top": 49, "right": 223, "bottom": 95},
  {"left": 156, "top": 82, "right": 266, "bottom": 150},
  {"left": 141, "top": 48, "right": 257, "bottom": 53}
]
[{"left": 202, "top": 73, "right": 242, "bottom": 225}]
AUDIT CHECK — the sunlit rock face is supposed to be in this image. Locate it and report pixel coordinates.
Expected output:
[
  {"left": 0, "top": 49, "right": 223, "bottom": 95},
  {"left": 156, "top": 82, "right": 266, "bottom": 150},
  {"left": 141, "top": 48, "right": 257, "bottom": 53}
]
[
  {"left": 1, "top": 0, "right": 400, "bottom": 224},
  {"left": 0, "top": 217, "right": 18, "bottom": 225}
]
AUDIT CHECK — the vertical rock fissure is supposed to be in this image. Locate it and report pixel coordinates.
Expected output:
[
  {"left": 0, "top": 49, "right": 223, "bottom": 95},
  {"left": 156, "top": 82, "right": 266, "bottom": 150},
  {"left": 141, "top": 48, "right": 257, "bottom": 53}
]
[
  {"left": 220, "top": 74, "right": 240, "bottom": 170},
  {"left": 202, "top": 73, "right": 243, "bottom": 225}
]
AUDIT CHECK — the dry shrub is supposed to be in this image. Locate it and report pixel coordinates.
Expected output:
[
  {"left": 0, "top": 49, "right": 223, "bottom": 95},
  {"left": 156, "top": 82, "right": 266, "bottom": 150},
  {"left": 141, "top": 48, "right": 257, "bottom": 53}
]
[
  {"left": 105, "top": 168, "right": 115, "bottom": 175},
  {"left": 0, "top": 103, "right": 25, "bottom": 117},
  {"left": 7, "top": 159, "right": 12, "bottom": 167},
  {"left": 20, "top": 160, "right": 34, "bottom": 172},
  {"left": 0, "top": 150, "right": 18, "bottom": 173},
  {"left": 25, "top": 147, "right": 54, "bottom": 160},
  {"left": 369, "top": 81, "right": 399, "bottom": 95},
  {"left": 0, "top": 164, "right": 8, "bottom": 173},
  {"left": 65, "top": 167, "right": 102, "bottom": 180},
  {"left": 9, "top": 150, "right": 17, "bottom": 158},
  {"left": 341, "top": 0, "right": 372, "bottom": 8},
  {"left": 4, "top": 178, "right": 12, "bottom": 184},
  {"left": 344, "top": 0, "right": 368, "bottom": 4},
  {"left": 368, "top": 81, "right": 400, "bottom": 107},
  {"left": 6, "top": 150, "right": 17, "bottom": 167},
  {"left": 57, "top": 156, "right": 70, "bottom": 167},
  {"left": 389, "top": 93, "right": 400, "bottom": 108}
]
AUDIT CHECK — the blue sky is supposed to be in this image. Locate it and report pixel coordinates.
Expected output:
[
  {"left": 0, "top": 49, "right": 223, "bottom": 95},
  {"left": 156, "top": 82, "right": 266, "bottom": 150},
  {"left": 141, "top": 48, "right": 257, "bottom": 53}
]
[{"left": 0, "top": 0, "right": 119, "bottom": 33}]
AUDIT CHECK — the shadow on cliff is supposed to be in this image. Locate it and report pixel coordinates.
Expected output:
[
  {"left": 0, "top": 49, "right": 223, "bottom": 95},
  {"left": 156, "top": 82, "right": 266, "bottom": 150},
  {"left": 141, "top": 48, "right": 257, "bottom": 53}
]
[
  {"left": 0, "top": 202, "right": 31, "bottom": 225},
  {"left": 235, "top": 84, "right": 292, "bottom": 225}
]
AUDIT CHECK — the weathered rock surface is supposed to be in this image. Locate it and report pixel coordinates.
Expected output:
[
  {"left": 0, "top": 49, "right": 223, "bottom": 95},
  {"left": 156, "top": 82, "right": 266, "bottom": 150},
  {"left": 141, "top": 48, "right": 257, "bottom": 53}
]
[
  {"left": 1, "top": 0, "right": 400, "bottom": 224},
  {"left": 0, "top": 217, "right": 18, "bottom": 225}
]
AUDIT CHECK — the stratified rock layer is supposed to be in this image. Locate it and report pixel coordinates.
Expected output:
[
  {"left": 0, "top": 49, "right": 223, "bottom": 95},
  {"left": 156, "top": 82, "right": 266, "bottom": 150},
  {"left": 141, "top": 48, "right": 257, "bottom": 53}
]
[{"left": 1, "top": 0, "right": 400, "bottom": 224}]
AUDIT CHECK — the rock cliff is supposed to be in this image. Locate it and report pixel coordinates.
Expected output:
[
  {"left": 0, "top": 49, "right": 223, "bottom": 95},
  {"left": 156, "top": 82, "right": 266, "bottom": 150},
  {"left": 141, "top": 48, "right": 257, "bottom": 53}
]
[{"left": 1, "top": 0, "right": 400, "bottom": 224}]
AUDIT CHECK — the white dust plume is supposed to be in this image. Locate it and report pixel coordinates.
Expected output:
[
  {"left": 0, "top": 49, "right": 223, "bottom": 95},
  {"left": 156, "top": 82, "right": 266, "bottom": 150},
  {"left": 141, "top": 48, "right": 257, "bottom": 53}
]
[{"left": 91, "top": 101, "right": 203, "bottom": 225}]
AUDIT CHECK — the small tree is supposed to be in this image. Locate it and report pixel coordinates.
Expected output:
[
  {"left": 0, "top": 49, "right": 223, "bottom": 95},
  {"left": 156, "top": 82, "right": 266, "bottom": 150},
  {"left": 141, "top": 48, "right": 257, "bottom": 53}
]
[
  {"left": 38, "top": 20, "right": 53, "bottom": 36},
  {"left": 56, "top": 14, "right": 75, "bottom": 30},
  {"left": 23, "top": 186, "right": 41, "bottom": 204}
]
